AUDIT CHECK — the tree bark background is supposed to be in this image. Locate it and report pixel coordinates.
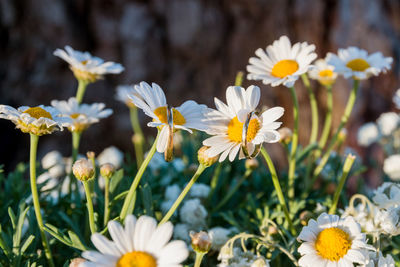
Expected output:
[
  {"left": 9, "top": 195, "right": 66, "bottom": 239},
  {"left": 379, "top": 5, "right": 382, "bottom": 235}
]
[{"left": 0, "top": 0, "right": 399, "bottom": 185}]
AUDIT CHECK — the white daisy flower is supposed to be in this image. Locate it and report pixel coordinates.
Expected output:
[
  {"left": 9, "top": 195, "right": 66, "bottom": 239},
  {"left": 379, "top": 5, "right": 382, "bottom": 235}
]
[
  {"left": 377, "top": 112, "right": 399, "bottom": 136},
  {"left": 247, "top": 35, "right": 317, "bottom": 87},
  {"left": 0, "top": 104, "right": 70, "bottom": 136},
  {"left": 383, "top": 155, "right": 400, "bottom": 181},
  {"left": 54, "top": 45, "right": 124, "bottom": 82},
  {"left": 115, "top": 85, "right": 141, "bottom": 108},
  {"left": 51, "top": 97, "right": 112, "bottom": 132},
  {"left": 357, "top": 122, "right": 379, "bottom": 147},
  {"left": 203, "top": 85, "right": 284, "bottom": 162},
  {"left": 129, "top": 81, "right": 208, "bottom": 154},
  {"left": 97, "top": 146, "right": 124, "bottom": 169},
  {"left": 308, "top": 58, "right": 338, "bottom": 86},
  {"left": 297, "top": 212, "right": 370, "bottom": 267},
  {"left": 393, "top": 88, "right": 400, "bottom": 109},
  {"left": 80, "top": 215, "right": 189, "bottom": 267},
  {"left": 326, "top": 47, "right": 392, "bottom": 80},
  {"left": 372, "top": 182, "right": 400, "bottom": 209},
  {"left": 361, "top": 252, "right": 395, "bottom": 267}
]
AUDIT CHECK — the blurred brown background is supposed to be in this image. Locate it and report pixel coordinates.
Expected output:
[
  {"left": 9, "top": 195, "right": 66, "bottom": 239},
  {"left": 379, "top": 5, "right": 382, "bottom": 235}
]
[{"left": 0, "top": 0, "right": 399, "bottom": 180}]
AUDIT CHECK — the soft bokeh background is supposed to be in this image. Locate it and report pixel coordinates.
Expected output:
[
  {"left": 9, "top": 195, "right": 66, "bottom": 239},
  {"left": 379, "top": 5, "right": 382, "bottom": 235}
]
[{"left": 1, "top": 0, "right": 399, "bottom": 187}]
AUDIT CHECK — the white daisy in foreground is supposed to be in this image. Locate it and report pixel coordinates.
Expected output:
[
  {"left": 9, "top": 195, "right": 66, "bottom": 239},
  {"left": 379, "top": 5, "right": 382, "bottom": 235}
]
[
  {"left": 51, "top": 97, "right": 112, "bottom": 132},
  {"left": 54, "top": 45, "right": 124, "bottom": 82},
  {"left": 80, "top": 215, "right": 188, "bottom": 267},
  {"left": 129, "top": 81, "right": 208, "bottom": 154},
  {"left": 308, "top": 58, "right": 338, "bottom": 86},
  {"left": 203, "top": 85, "right": 284, "bottom": 162},
  {"left": 115, "top": 85, "right": 141, "bottom": 108},
  {"left": 247, "top": 35, "right": 317, "bottom": 87},
  {"left": 297, "top": 212, "right": 370, "bottom": 267},
  {"left": 0, "top": 104, "right": 70, "bottom": 136},
  {"left": 326, "top": 47, "right": 392, "bottom": 80}
]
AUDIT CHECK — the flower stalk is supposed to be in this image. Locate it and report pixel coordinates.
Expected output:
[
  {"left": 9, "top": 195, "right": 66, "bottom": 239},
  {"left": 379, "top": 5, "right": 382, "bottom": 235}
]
[
  {"left": 29, "top": 134, "right": 55, "bottom": 267},
  {"left": 103, "top": 177, "right": 111, "bottom": 226},
  {"left": 288, "top": 86, "right": 299, "bottom": 200},
  {"left": 317, "top": 84, "right": 333, "bottom": 154},
  {"left": 301, "top": 74, "right": 318, "bottom": 145},
  {"left": 130, "top": 107, "right": 144, "bottom": 166},
  {"left": 75, "top": 79, "right": 89, "bottom": 104},
  {"left": 194, "top": 252, "right": 205, "bottom": 267},
  {"left": 83, "top": 180, "right": 97, "bottom": 233}
]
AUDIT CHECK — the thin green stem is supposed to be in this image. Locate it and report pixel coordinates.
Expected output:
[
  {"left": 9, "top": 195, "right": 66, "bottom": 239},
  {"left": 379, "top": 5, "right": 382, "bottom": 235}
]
[
  {"left": 75, "top": 79, "right": 89, "bottom": 104},
  {"left": 317, "top": 85, "right": 333, "bottom": 155},
  {"left": 72, "top": 131, "right": 82, "bottom": 163},
  {"left": 160, "top": 164, "right": 206, "bottom": 225},
  {"left": 29, "top": 134, "right": 55, "bottom": 267},
  {"left": 194, "top": 252, "right": 205, "bottom": 267},
  {"left": 260, "top": 147, "right": 296, "bottom": 235},
  {"left": 301, "top": 74, "right": 318, "bottom": 145},
  {"left": 130, "top": 107, "right": 144, "bottom": 166},
  {"left": 311, "top": 80, "right": 359, "bottom": 182},
  {"left": 329, "top": 154, "right": 356, "bottom": 214},
  {"left": 288, "top": 86, "right": 299, "bottom": 200},
  {"left": 120, "top": 131, "right": 160, "bottom": 221},
  {"left": 235, "top": 71, "right": 244, "bottom": 86},
  {"left": 103, "top": 178, "right": 110, "bottom": 227},
  {"left": 213, "top": 169, "right": 252, "bottom": 212},
  {"left": 83, "top": 181, "right": 97, "bottom": 233}
]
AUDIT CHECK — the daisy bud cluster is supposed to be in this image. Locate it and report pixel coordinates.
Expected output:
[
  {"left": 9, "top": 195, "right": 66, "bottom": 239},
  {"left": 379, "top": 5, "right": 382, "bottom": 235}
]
[{"left": 72, "top": 158, "right": 94, "bottom": 182}]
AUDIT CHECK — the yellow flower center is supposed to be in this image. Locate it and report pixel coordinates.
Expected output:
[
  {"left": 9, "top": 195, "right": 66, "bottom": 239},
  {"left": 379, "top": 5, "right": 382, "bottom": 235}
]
[
  {"left": 315, "top": 227, "right": 352, "bottom": 261},
  {"left": 153, "top": 106, "right": 186, "bottom": 125},
  {"left": 23, "top": 107, "right": 53, "bottom": 119},
  {"left": 346, "top": 58, "right": 370, "bottom": 72},
  {"left": 81, "top": 60, "right": 88, "bottom": 65},
  {"left": 227, "top": 116, "right": 261, "bottom": 143},
  {"left": 70, "top": 113, "right": 83, "bottom": 119},
  {"left": 117, "top": 251, "right": 157, "bottom": 267},
  {"left": 319, "top": 69, "right": 334, "bottom": 78},
  {"left": 271, "top": 60, "right": 299, "bottom": 78}
]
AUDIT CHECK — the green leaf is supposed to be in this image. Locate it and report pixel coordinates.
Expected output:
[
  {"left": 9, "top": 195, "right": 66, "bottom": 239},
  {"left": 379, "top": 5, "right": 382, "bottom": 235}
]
[
  {"left": 14, "top": 205, "right": 29, "bottom": 250},
  {"left": 141, "top": 183, "right": 153, "bottom": 216},
  {"left": 0, "top": 225, "right": 11, "bottom": 257},
  {"left": 110, "top": 169, "right": 124, "bottom": 194},
  {"left": 20, "top": 235, "right": 35, "bottom": 253},
  {"left": 67, "top": 231, "right": 87, "bottom": 251},
  {"left": 43, "top": 224, "right": 72, "bottom": 247},
  {"left": 8, "top": 207, "right": 16, "bottom": 230}
]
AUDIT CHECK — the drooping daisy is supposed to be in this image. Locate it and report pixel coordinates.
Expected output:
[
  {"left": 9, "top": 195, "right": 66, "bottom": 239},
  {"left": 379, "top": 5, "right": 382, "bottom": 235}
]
[
  {"left": 247, "top": 35, "right": 317, "bottom": 87},
  {"left": 51, "top": 97, "right": 113, "bottom": 132},
  {"left": 326, "top": 47, "right": 392, "bottom": 80},
  {"left": 115, "top": 85, "right": 141, "bottom": 108},
  {"left": 297, "top": 212, "right": 371, "bottom": 267},
  {"left": 308, "top": 58, "right": 338, "bottom": 86},
  {"left": 80, "top": 215, "right": 189, "bottom": 267},
  {"left": 54, "top": 45, "right": 124, "bottom": 83},
  {"left": 0, "top": 104, "right": 70, "bottom": 136},
  {"left": 203, "top": 85, "right": 284, "bottom": 162},
  {"left": 128, "top": 81, "right": 208, "bottom": 154}
]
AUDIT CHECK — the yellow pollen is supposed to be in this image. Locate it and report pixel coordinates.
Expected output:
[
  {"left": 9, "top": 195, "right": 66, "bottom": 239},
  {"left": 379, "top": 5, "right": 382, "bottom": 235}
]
[
  {"left": 319, "top": 69, "right": 334, "bottom": 78},
  {"left": 23, "top": 107, "right": 53, "bottom": 119},
  {"left": 117, "top": 251, "right": 157, "bottom": 267},
  {"left": 81, "top": 60, "right": 88, "bottom": 65},
  {"left": 271, "top": 60, "right": 299, "bottom": 78},
  {"left": 153, "top": 106, "right": 186, "bottom": 126},
  {"left": 346, "top": 58, "right": 370, "bottom": 72},
  {"left": 315, "top": 227, "right": 352, "bottom": 261},
  {"left": 227, "top": 116, "right": 261, "bottom": 143},
  {"left": 70, "top": 113, "right": 81, "bottom": 119}
]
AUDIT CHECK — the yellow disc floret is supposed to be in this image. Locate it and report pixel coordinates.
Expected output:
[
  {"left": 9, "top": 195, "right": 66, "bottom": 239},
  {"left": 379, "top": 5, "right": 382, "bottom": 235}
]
[
  {"left": 70, "top": 113, "right": 81, "bottom": 119},
  {"left": 227, "top": 116, "right": 261, "bottom": 143},
  {"left": 315, "top": 227, "right": 352, "bottom": 261},
  {"left": 346, "top": 58, "right": 370, "bottom": 72},
  {"left": 153, "top": 106, "right": 186, "bottom": 126},
  {"left": 271, "top": 60, "right": 299, "bottom": 78},
  {"left": 117, "top": 251, "right": 157, "bottom": 267},
  {"left": 23, "top": 107, "right": 53, "bottom": 119},
  {"left": 319, "top": 69, "right": 334, "bottom": 78}
]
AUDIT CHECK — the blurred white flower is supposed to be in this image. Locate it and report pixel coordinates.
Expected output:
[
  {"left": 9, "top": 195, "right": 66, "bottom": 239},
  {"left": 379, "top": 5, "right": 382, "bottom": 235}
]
[
  {"left": 209, "top": 227, "right": 231, "bottom": 250},
  {"left": 42, "top": 150, "right": 63, "bottom": 169},
  {"left": 372, "top": 182, "right": 400, "bottom": 209},
  {"left": 173, "top": 223, "right": 191, "bottom": 243},
  {"left": 164, "top": 184, "right": 181, "bottom": 201},
  {"left": 218, "top": 247, "right": 269, "bottom": 267},
  {"left": 376, "top": 206, "right": 400, "bottom": 236},
  {"left": 148, "top": 152, "right": 168, "bottom": 172},
  {"left": 115, "top": 85, "right": 140, "bottom": 108},
  {"left": 377, "top": 112, "right": 399, "bottom": 136},
  {"left": 180, "top": 198, "right": 207, "bottom": 227},
  {"left": 189, "top": 183, "right": 211, "bottom": 199},
  {"left": 97, "top": 146, "right": 123, "bottom": 168},
  {"left": 393, "top": 88, "right": 400, "bottom": 109},
  {"left": 383, "top": 155, "right": 400, "bottom": 181},
  {"left": 361, "top": 252, "right": 395, "bottom": 267},
  {"left": 160, "top": 199, "right": 175, "bottom": 215},
  {"left": 172, "top": 158, "right": 185, "bottom": 172},
  {"left": 357, "top": 122, "right": 379, "bottom": 146}
]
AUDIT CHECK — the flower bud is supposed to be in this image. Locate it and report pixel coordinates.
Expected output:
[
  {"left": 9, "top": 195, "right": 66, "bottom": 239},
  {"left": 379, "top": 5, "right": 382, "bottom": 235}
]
[
  {"left": 100, "top": 163, "right": 116, "bottom": 179},
  {"left": 86, "top": 151, "right": 95, "bottom": 160},
  {"left": 198, "top": 146, "right": 218, "bottom": 167},
  {"left": 278, "top": 127, "right": 292, "bottom": 144},
  {"left": 251, "top": 258, "right": 268, "bottom": 267},
  {"left": 267, "top": 225, "right": 278, "bottom": 235},
  {"left": 338, "top": 128, "right": 348, "bottom": 142},
  {"left": 300, "top": 210, "right": 313, "bottom": 226},
  {"left": 245, "top": 158, "right": 259, "bottom": 170},
  {"left": 69, "top": 258, "right": 86, "bottom": 267},
  {"left": 190, "top": 231, "right": 212, "bottom": 253},
  {"left": 72, "top": 159, "right": 94, "bottom": 181}
]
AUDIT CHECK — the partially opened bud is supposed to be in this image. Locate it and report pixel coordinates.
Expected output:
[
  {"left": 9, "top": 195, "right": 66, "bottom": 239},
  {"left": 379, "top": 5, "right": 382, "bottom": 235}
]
[
  {"left": 198, "top": 146, "right": 218, "bottom": 167},
  {"left": 190, "top": 231, "right": 212, "bottom": 253},
  {"left": 72, "top": 159, "right": 94, "bottom": 181},
  {"left": 300, "top": 210, "right": 313, "bottom": 226},
  {"left": 100, "top": 163, "right": 116, "bottom": 179},
  {"left": 86, "top": 151, "right": 95, "bottom": 160},
  {"left": 278, "top": 127, "right": 292, "bottom": 144},
  {"left": 69, "top": 258, "right": 86, "bottom": 267},
  {"left": 251, "top": 258, "right": 269, "bottom": 267},
  {"left": 245, "top": 158, "right": 259, "bottom": 170}
]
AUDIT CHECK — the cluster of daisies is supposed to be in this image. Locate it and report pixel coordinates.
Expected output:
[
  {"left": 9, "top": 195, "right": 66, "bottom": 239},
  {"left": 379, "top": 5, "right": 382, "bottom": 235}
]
[{"left": 0, "top": 35, "right": 397, "bottom": 267}]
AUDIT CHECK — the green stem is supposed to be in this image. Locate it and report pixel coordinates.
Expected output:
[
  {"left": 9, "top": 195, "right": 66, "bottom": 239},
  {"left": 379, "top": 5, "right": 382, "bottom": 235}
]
[
  {"left": 29, "top": 134, "right": 55, "bottom": 267},
  {"left": 317, "top": 85, "right": 333, "bottom": 155},
  {"left": 72, "top": 131, "right": 82, "bottom": 162},
  {"left": 260, "top": 147, "right": 295, "bottom": 235},
  {"left": 213, "top": 169, "right": 252, "bottom": 212},
  {"left": 311, "top": 80, "right": 359, "bottom": 181},
  {"left": 120, "top": 131, "right": 160, "bottom": 221},
  {"left": 103, "top": 178, "right": 110, "bottom": 227},
  {"left": 194, "top": 252, "right": 205, "bottom": 267},
  {"left": 288, "top": 86, "right": 299, "bottom": 200},
  {"left": 301, "top": 74, "right": 318, "bottom": 145},
  {"left": 83, "top": 181, "right": 97, "bottom": 233},
  {"left": 130, "top": 107, "right": 144, "bottom": 166},
  {"left": 329, "top": 154, "right": 356, "bottom": 214},
  {"left": 75, "top": 79, "right": 89, "bottom": 104},
  {"left": 160, "top": 164, "right": 206, "bottom": 225},
  {"left": 235, "top": 71, "right": 244, "bottom": 86}
]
